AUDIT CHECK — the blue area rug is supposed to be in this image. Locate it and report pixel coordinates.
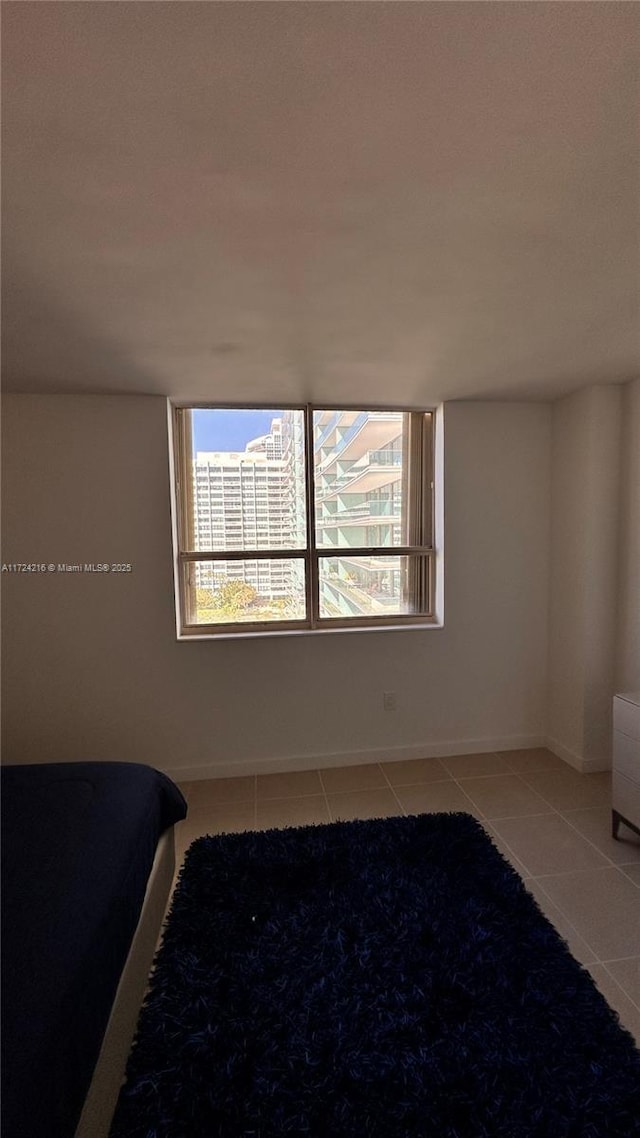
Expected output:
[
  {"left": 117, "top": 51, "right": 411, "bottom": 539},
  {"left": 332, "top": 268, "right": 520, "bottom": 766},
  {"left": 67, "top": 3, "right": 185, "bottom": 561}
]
[{"left": 111, "top": 813, "right": 640, "bottom": 1137}]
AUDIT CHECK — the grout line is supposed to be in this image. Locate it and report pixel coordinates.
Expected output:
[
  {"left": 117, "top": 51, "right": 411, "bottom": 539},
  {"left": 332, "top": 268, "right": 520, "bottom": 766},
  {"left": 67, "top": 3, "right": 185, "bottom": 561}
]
[
  {"left": 448, "top": 775, "right": 488, "bottom": 820},
  {"left": 526, "top": 859, "right": 639, "bottom": 973},
  {"left": 256, "top": 791, "right": 325, "bottom": 803},
  {"left": 187, "top": 797, "right": 256, "bottom": 809},
  {"left": 554, "top": 806, "right": 636, "bottom": 874},
  {"left": 191, "top": 785, "right": 507, "bottom": 809},
  {"left": 480, "top": 822, "right": 531, "bottom": 877},
  {"left": 599, "top": 962, "right": 640, "bottom": 1014},
  {"left": 317, "top": 769, "right": 334, "bottom": 823},
  {"left": 449, "top": 770, "right": 527, "bottom": 781},
  {"left": 535, "top": 865, "right": 621, "bottom": 881},
  {"left": 383, "top": 776, "right": 453, "bottom": 790},
  {"left": 527, "top": 876, "right": 604, "bottom": 965},
  {"left": 501, "top": 762, "right": 562, "bottom": 776},
  {"left": 377, "top": 763, "right": 408, "bottom": 816},
  {"left": 479, "top": 811, "right": 554, "bottom": 821},
  {"left": 599, "top": 953, "right": 640, "bottom": 964}
]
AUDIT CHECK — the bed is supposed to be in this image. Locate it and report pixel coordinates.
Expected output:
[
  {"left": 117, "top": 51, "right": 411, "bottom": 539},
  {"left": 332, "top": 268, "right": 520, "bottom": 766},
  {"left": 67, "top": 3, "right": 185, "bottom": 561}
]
[{"left": 1, "top": 761, "right": 187, "bottom": 1138}]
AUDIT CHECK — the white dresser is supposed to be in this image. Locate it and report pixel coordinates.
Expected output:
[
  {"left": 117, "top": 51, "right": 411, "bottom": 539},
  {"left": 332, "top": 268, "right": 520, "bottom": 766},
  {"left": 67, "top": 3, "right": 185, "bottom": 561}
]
[{"left": 612, "top": 691, "right": 640, "bottom": 838}]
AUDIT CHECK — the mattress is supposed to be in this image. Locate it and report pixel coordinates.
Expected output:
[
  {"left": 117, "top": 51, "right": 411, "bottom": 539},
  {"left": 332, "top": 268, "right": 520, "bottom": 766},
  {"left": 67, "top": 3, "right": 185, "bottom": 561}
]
[{"left": 1, "top": 761, "right": 187, "bottom": 1138}]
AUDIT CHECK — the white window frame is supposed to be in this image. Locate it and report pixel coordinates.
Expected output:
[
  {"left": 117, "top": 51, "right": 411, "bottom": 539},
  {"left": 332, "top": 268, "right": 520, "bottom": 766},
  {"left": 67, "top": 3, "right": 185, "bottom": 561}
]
[{"left": 169, "top": 403, "right": 441, "bottom": 638}]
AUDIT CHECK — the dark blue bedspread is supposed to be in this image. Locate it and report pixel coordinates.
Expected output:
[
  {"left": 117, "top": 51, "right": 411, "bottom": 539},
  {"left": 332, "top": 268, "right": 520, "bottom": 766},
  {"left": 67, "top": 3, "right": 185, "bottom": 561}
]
[{"left": 1, "top": 762, "right": 186, "bottom": 1138}]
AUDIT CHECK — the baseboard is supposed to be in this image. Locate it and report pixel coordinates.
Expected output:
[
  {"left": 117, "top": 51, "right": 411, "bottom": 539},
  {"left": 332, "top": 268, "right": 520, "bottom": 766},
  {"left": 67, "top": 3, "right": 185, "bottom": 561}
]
[
  {"left": 545, "top": 736, "right": 611, "bottom": 774},
  {"left": 163, "top": 734, "right": 548, "bottom": 783}
]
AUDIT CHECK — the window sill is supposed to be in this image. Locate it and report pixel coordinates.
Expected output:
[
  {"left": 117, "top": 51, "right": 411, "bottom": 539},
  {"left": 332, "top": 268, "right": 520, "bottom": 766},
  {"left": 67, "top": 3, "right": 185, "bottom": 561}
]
[{"left": 177, "top": 620, "right": 444, "bottom": 642}]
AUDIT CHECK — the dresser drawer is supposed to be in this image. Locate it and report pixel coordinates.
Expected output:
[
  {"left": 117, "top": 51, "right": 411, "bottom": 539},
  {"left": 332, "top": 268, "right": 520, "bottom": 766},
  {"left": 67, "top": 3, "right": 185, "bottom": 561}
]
[
  {"left": 613, "top": 729, "right": 640, "bottom": 785},
  {"left": 612, "top": 770, "right": 640, "bottom": 831},
  {"left": 613, "top": 694, "right": 640, "bottom": 742}
]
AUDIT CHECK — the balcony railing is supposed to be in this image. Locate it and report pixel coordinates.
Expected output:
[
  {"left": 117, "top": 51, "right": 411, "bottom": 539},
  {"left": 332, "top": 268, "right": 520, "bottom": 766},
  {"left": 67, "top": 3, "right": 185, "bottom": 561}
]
[
  {"left": 319, "top": 574, "right": 402, "bottom": 616},
  {"left": 316, "top": 462, "right": 402, "bottom": 502},
  {"left": 316, "top": 502, "right": 399, "bottom": 527},
  {"left": 315, "top": 411, "right": 368, "bottom": 469},
  {"left": 368, "top": 449, "right": 402, "bottom": 466},
  {"left": 313, "top": 411, "right": 340, "bottom": 453}
]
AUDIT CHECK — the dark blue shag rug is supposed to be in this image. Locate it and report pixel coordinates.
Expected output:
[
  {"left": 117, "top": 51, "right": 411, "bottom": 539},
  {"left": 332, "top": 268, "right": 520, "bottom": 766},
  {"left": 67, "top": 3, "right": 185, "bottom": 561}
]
[{"left": 111, "top": 813, "right": 640, "bottom": 1137}]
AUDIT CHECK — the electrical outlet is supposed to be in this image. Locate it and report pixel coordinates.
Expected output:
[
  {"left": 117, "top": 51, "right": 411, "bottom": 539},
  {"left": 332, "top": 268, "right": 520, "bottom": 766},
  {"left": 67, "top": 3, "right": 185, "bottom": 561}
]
[{"left": 383, "top": 691, "right": 397, "bottom": 712}]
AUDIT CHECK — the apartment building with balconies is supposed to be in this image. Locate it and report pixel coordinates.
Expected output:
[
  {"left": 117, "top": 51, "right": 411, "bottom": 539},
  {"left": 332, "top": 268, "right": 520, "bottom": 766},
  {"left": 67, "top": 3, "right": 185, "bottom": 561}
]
[{"left": 313, "top": 411, "right": 405, "bottom": 618}]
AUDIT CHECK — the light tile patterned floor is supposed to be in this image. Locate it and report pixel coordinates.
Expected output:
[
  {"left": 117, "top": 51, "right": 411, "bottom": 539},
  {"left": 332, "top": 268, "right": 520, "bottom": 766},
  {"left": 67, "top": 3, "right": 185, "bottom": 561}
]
[{"left": 175, "top": 748, "right": 640, "bottom": 1043}]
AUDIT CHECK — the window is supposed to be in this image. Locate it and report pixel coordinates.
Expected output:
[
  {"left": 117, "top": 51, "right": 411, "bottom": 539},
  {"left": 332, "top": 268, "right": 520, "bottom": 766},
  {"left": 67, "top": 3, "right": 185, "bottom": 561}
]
[{"left": 171, "top": 406, "right": 438, "bottom": 635}]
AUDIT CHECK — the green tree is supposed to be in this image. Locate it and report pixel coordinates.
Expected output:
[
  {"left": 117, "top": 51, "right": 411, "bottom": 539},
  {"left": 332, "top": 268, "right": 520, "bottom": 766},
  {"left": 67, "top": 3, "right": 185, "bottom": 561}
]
[
  {"left": 215, "top": 580, "right": 258, "bottom": 615},
  {"left": 195, "top": 587, "right": 217, "bottom": 609}
]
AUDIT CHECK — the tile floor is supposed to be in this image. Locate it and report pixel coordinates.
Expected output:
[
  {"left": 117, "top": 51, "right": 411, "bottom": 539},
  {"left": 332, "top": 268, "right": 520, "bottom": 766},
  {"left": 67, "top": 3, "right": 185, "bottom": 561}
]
[{"left": 174, "top": 748, "right": 640, "bottom": 1044}]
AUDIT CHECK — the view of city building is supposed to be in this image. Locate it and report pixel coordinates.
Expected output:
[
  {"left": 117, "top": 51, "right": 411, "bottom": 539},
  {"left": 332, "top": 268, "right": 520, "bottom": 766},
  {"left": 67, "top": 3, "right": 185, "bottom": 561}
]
[
  {"left": 189, "top": 409, "right": 409, "bottom": 622},
  {"left": 191, "top": 411, "right": 306, "bottom": 621},
  {"left": 313, "top": 410, "right": 406, "bottom": 617}
]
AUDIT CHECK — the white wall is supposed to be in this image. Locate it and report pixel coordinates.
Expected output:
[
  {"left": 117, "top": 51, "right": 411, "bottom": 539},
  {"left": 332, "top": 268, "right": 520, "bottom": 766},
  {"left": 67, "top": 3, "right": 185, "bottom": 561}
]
[
  {"left": 1, "top": 396, "right": 551, "bottom": 778},
  {"left": 616, "top": 378, "right": 640, "bottom": 693},
  {"left": 547, "top": 382, "right": 640, "bottom": 772}
]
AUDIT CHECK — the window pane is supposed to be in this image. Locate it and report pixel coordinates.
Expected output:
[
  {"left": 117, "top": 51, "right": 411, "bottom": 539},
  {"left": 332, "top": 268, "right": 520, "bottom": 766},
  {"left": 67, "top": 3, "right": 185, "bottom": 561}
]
[
  {"left": 188, "top": 559, "right": 306, "bottom": 625},
  {"left": 313, "top": 410, "right": 408, "bottom": 548},
  {"left": 186, "top": 409, "right": 306, "bottom": 551},
  {"left": 318, "top": 555, "right": 430, "bottom": 619}
]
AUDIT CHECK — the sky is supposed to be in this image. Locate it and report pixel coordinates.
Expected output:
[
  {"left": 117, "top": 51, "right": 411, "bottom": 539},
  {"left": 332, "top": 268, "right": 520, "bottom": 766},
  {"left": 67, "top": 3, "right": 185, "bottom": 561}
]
[{"left": 192, "top": 409, "right": 279, "bottom": 454}]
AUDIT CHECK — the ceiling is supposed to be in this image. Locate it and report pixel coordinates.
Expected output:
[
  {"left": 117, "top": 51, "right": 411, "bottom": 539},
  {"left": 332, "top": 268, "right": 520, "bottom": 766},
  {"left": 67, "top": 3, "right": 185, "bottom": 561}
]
[{"left": 2, "top": 1, "right": 638, "bottom": 404}]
